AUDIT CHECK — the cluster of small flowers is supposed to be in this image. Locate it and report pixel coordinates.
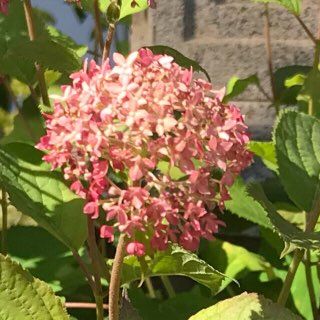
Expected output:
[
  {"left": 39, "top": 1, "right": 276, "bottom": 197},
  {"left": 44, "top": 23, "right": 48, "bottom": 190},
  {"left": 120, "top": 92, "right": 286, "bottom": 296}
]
[
  {"left": 37, "top": 48, "right": 252, "bottom": 256},
  {"left": 0, "top": 0, "right": 9, "bottom": 15}
]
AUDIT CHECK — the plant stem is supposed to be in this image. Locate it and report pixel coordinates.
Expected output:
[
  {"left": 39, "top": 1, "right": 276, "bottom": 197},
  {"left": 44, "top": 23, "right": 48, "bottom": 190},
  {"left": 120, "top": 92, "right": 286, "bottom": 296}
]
[
  {"left": 1, "top": 189, "right": 8, "bottom": 255},
  {"left": 278, "top": 190, "right": 320, "bottom": 306},
  {"left": 277, "top": 249, "right": 304, "bottom": 306},
  {"left": 145, "top": 278, "right": 156, "bottom": 298},
  {"left": 295, "top": 14, "right": 317, "bottom": 45},
  {"left": 304, "top": 251, "right": 318, "bottom": 320},
  {"left": 102, "top": 24, "right": 115, "bottom": 62},
  {"left": 87, "top": 218, "right": 104, "bottom": 320},
  {"left": 161, "top": 276, "right": 176, "bottom": 298},
  {"left": 93, "top": 0, "right": 104, "bottom": 54},
  {"left": 109, "top": 233, "right": 127, "bottom": 320},
  {"left": 263, "top": 4, "right": 278, "bottom": 112},
  {"left": 65, "top": 302, "right": 109, "bottom": 309},
  {"left": 71, "top": 249, "right": 96, "bottom": 293},
  {"left": 23, "top": 0, "right": 51, "bottom": 107}
]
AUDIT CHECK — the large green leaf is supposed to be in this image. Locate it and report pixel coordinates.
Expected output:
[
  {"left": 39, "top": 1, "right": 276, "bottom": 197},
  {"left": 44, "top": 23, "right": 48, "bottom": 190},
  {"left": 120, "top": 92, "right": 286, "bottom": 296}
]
[
  {"left": 274, "top": 110, "right": 320, "bottom": 212},
  {"left": 0, "top": 143, "right": 87, "bottom": 250},
  {"left": 200, "top": 240, "right": 273, "bottom": 292},
  {"left": 0, "top": 254, "right": 69, "bottom": 320},
  {"left": 249, "top": 141, "right": 278, "bottom": 173},
  {"left": 252, "top": 0, "right": 302, "bottom": 14},
  {"left": 146, "top": 46, "right": 211, "bottom": 82},
  {"left": 223, "top": 75, "right": 259, "bottom": 103},
  {"left": 120, "top": 245, "right": 225, "bottom": 294},
  {"left": 189, "top": 292, "right": 302, "bottom": 320}
]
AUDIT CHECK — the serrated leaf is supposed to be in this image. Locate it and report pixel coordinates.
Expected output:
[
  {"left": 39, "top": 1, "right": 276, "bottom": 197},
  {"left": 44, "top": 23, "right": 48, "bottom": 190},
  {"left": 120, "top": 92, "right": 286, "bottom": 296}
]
[
  {"left": 146, "top": 46, "right": 211, "bottom": 82},
  {"left": 252, "top": 0, "right": 302, "bottom": 15},
  {"left": 274, "top": 110, "right": 320, "bottom": 212},
  {"left": 46, "top": 26, "right": 88, "bottom": 58},
  {"left": 120, "top": 245, "right": 225, "bottom": 294},
  {"left": 189, "top": 292, "right": 302, "bottom": 320},
  {"left": 0, "top": 143, "right": 87, "bottom": 250},
  {"left": 12, "top": 38, "right": 81, "bottom": 74},
  {"left": 226, "top": 178, "right": 273, "bottom": 229},
  {"left": 0, "top": 254, "right": 69, "bottom": 320},
  {"left": 223, "top": 75, "right": 259, "bottom": 103},
  {"left": 249, "top": 141, "right": 278, "bottom": 173},
  {"left": 227, "top": 178, "right": 320, "bottom": 252}
]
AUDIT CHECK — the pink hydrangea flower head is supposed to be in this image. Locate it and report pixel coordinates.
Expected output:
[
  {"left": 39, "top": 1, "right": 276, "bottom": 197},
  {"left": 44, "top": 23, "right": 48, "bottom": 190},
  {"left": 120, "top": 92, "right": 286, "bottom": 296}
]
[
  {"left": 0, "top": 0, "right": 9, "bottom": 15},
  {"left": 37, "top": 48, "right": 252, "bottom": 256}
]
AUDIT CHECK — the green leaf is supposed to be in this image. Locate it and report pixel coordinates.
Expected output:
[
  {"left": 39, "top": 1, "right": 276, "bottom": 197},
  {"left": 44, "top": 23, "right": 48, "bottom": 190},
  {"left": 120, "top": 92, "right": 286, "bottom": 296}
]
[
  {"left": 227, "top": 178, "right": 320, "bottom": 253},
  {"left": 146, "top": 46, "right": 211, "bottom": 82},
  {"left": 129, "top": 286, "right": 215, "bottom": 320},
  {"left": 189, "top": 292, "right": 302, "bottom": 320},
  {"left": 100, "top": 0, "right": 149, "bottom": 20},
  {"left": 248, "top": 141, "right": 278, "bottom": 173},
  {"left": 200, "top": 240, "right": 273, "bottom": 292},
  {"left": 12, "top": 38, "right": 81, "bottom": 74},
  {"left": 223, "top": 75, "right": 259, "bottom": 103},
  {"left": 274, "top": 110, "right": 320, "bottom": 212},
  {"left": 226, "top": 178, "right": 273, "bottom": 229},
  {"left": 0, "top": 143, "right": 87, "bottom": 250},
  {"left": 252, "top": 0, "right": 302, "bottom": 15},
  {"left": 46, "top": 26, "right": 88, "bottom": 58},
  {"left": 120, "top": 245, "right": 225, "bottom": 294},
  {"left": 0, "top": 254, "right": 69, "bottom": 319}
]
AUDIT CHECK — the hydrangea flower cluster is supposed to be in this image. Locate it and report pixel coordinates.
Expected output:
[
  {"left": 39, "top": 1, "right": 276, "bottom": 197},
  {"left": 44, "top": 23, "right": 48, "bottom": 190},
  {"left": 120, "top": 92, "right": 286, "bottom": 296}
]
[
  {"left": 0, "top": 0, "right": 9, "bottom": 15},
  {"left": 37, "top": 49, "right": 252, "bottom": 256}
]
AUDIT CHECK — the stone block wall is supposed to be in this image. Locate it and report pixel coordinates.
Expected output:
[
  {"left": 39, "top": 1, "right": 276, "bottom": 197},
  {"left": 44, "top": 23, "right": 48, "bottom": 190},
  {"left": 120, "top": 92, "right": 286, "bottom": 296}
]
[{"left": 130, "top": 0, "right": 319, "bottom": 139}]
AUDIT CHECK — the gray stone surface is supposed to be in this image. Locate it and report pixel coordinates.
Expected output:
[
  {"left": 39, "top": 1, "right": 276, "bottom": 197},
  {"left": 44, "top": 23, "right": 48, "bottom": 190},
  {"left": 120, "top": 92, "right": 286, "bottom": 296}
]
[{"left": 131, "top": 0, "right": 319, "bottom": 139}]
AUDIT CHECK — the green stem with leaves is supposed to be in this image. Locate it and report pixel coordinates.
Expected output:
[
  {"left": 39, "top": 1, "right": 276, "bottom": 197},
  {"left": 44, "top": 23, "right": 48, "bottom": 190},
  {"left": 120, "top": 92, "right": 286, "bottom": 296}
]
[
  {"left": 1, "top": 189, "right": 8, "bottom": 255},
  {"left": 22, "top": 0, "right": 51, "bottom": 107}
]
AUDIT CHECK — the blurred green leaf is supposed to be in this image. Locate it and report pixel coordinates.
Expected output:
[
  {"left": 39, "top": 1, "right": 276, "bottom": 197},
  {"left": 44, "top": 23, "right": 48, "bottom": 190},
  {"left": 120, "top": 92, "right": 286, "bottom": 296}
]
[
  {"left": 146, "top": 46, "right": 211, "bottom": 82},
  {"left": 200, "top": 240, "right": 273, "bottom": 292},
  {"left": 0, "top": 143, "right": 87, "bottom": 250},
  {"left": 129, "top": 286, "right": 215, "bottom": 320},
  {"left": 252, "top": 0, "right": 302, "bottom": 15},
  {"left": 189, "top": 292, "right": 302, "bottom": 319},
  {"left": 223, "top": 75, "right": 259, "bottom": 103},
  {"left": 248, "top": 141, "right": 278, "bottom": 173},
  {"left": 0, "top": 254, "right": 69, "bottom": 319},
  {"left": 120, "top": 245, "right": 225, "bottom": 294}
]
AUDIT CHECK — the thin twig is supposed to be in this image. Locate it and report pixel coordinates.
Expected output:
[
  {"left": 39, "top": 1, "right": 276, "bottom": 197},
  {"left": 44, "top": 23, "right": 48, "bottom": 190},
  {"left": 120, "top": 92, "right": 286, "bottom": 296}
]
[
  {"left": 71, "top": 249, "right": 96, "bottom": 293},
  {"left": 263, "top": 4, "right": 278, "bottom": 112},
  {"left": 65, "top": 302, "right": 108, "bottom": 309},
  {"left": 102, "top": 24, "right": 115, "bottom": 62},
  {"left": 1, "top": 189, "right": 8, "bottom": 255},
  {"left": 304, "top": 251, "right": 318, "bottom": 320},
  {"left": 108, "top": 233, "right": 127, "bottom": 320},
  {"left": 161, "top": 276, "right": 176, "bottom": 298},
  {"left": 93, "top": 0, "right": 104, "bottom": 55},
  {"left": 295, "top": 14, "right": 317, "bottom": 45},
  {"left": 23, "top": 0, "right": 51, "bottom": 107},
  {"left": 87, "top": 217, "right": 104, "bottom": 320},
  {"left": 145, "top": 278, "right": 156, "bottom": 299}
]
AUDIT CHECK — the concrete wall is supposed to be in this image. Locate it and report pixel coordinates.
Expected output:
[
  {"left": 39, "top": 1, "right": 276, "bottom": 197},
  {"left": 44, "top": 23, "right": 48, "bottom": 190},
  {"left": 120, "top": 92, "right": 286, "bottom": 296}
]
[{"left": 130, "top": 0, "right": 319, "bottom": 139}]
